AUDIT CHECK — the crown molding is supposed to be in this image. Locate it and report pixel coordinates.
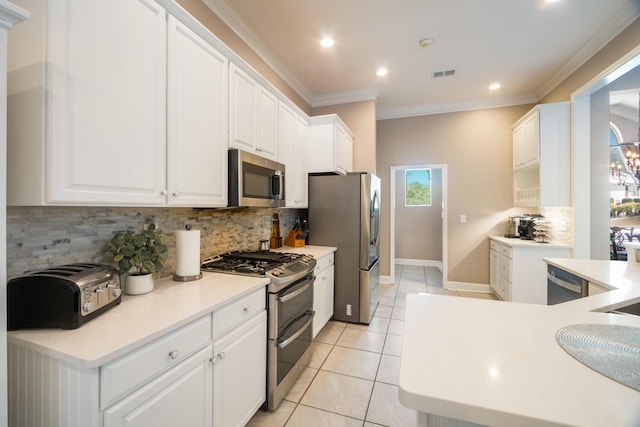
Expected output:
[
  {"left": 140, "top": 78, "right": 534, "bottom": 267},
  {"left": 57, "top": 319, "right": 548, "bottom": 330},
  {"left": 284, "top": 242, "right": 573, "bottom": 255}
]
[
  {"left": 376, "top": 93, "right": 539, "bottom": 121},
  {"left": 0, "top": 0, "right": 29, "bottom": 29},
  {"left": 311, "top": 88, "right": 379, "bottom": 107},
  {"left": 201, "top": 0, "right": 313, "bottom": 104},
  {"left": 536, "top": 0, "right": 640, "bottom": 100}
]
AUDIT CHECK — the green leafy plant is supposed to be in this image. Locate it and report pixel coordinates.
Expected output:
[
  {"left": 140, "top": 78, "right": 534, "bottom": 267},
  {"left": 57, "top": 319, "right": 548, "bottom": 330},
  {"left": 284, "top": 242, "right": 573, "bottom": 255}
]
[{"left": 103, "top": 223, "right": 168, "bottom": 276}]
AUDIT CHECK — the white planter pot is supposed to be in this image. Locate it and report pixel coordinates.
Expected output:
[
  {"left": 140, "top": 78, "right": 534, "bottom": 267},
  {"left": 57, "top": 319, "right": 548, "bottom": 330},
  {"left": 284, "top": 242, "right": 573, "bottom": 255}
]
[{"left": 125, "top": 273, "right": 154, "bottom": 295}]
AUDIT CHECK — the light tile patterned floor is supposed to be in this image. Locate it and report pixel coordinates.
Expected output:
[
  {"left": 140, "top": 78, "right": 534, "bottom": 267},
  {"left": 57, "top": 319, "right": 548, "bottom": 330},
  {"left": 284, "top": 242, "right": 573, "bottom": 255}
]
[{"left": 247, "top": 265, "right": 498, "bottom": 427}]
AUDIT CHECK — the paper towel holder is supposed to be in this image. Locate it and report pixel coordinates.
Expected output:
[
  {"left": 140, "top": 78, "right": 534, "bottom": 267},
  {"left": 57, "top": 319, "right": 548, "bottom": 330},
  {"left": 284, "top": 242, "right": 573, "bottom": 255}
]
[{"left": 173, "top": 224, "right": 203, "bottom": 282}]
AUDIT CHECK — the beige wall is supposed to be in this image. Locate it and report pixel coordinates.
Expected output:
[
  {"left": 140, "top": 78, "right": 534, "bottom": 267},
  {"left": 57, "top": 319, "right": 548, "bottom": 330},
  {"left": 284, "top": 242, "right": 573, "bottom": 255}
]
[
  {"left": 377, "top": 106, "right": 532, "bottom": 283},
  {"left": 312, "top": 100, "right": 377, "bottom": 173},
  {"left": 395, "top": 168, "right": 443, "bottom": 261},
  {"left": 540, "top": 17, "right": 640, "bottom": 104}
]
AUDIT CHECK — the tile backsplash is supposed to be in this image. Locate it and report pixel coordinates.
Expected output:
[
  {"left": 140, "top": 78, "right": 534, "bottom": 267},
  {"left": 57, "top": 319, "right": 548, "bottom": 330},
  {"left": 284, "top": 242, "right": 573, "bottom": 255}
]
[{"left": 7, "top": 206, "right": 305, "bottom": 279}]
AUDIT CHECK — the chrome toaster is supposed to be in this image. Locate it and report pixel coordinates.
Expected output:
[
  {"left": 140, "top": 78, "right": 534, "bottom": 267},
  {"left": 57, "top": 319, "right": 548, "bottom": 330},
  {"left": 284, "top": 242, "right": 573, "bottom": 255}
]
[{"left": 7, "top": 263, "right": 122, "bottom": 330}]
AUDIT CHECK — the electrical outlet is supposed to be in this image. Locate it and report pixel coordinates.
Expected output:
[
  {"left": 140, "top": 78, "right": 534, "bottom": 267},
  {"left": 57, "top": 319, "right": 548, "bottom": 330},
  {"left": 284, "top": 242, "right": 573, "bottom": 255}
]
[{"left": 346, "top": 304, "right": 352, "bottom": 316}]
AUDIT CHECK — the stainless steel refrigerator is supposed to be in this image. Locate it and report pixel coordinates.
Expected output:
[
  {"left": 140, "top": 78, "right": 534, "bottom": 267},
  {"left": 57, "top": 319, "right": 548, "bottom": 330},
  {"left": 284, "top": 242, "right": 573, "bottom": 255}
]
[{"left": 308, "top": 172, "right": 381, "bottom": 324}]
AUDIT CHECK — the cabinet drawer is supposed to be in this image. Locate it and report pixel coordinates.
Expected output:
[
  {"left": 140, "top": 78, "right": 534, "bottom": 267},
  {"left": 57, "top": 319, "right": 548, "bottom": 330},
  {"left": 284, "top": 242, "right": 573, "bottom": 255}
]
[
  {"left": 100, "top": 315, "right": 211, "bottom": 409},
  {"left": 314, "top": 253, "right": 334, "bottom": 274},
  {"left": 489, "top": 240, "right": 500, "bottom": 251},
  {"left": 500, "top": 245, "right": 512, "bottom": 259},
  {"left": 500, "top": 256, "right": 512, "bottom": 282},
  {"left": 213, "top": 287, "right": 265, "bottom": 339}
]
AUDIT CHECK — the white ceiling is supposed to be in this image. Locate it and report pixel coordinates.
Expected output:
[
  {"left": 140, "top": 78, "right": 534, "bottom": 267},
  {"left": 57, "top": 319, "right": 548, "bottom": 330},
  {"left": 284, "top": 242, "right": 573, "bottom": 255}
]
[{"left": 203, "top": 0, "right": 640, "bottom": 119}]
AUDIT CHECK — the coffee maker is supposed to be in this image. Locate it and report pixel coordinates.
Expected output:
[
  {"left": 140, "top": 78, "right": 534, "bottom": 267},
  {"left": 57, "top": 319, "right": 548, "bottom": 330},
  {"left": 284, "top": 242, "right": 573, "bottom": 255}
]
[
  {"left": 506, "top": 216, "right": 525, "bottom": 238},
  {"left": 506, "top": 214, "right": 543, "bottom": 239}
]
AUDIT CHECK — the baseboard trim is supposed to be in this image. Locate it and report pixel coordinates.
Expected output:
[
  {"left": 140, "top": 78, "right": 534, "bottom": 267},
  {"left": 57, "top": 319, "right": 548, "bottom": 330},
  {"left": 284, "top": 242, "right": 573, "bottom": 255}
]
[
  {"left": 396, "top": 258, "right": 443, "bottom": 271},
  {"left": 445, "top": 281, "right": 492, "bottom": 293},
  {"left": 380, "top": 275, "right": 393, "bottom": 285}
]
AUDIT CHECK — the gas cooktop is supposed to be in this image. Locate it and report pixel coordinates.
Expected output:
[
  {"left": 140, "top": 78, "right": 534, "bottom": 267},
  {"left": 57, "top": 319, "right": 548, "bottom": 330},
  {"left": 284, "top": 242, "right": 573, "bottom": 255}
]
[{"left": 200, "top": 250, "right": 315, "bottom": 285}]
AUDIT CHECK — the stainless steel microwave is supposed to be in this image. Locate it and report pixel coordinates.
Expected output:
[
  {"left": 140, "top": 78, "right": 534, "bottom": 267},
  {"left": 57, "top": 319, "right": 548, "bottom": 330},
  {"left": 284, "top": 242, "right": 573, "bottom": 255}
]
[{"left": 228, "top": 149, "right": 285, "bottom": 207}]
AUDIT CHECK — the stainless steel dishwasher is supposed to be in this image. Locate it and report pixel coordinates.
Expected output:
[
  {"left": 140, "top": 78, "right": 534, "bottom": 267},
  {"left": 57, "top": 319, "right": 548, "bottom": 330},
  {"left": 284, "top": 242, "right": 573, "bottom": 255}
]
[{"left": 547, "top": 264, "right": 588, "bottom": 305}]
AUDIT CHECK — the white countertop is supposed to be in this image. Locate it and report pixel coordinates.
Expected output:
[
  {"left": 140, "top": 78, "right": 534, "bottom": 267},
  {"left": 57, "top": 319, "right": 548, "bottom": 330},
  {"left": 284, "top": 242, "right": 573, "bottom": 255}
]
[
  {"left": 399, "top": 259, "right": 640, "bottom": 427},
  {"left": 490, "top": 235, "right": 572, "bottom": 249},
  {"left": 8, "top": 272, "right": 268, "bottom": 368},
  {"left": 7, "top": 246, "right": 337, "bottom": 369}
]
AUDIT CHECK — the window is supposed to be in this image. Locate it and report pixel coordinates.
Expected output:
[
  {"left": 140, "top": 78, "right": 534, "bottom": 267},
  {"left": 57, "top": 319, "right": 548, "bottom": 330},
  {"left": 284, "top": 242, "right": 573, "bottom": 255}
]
[{"left": 405, "top": 168, "right": 431, "bottom": 206}]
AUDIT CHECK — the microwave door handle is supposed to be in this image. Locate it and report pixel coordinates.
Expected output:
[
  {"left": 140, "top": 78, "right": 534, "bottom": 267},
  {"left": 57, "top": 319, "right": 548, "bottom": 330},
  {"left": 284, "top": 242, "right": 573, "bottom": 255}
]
[
  {"left": 278, "top": 312, "right": 314, "bottom": 349},
  {"left": 272, "top": 171, "right": 284, "bottom": 199},
  {"left": 278, "top": 281, "right": 312, "bottom": 303}
]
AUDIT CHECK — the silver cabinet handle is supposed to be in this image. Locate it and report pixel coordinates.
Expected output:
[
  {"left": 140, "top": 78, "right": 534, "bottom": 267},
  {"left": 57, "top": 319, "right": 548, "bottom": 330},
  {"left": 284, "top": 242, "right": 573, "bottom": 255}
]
[
  {"left": 161, "top": 190, "right": 168, "bottom": 196},
  {"left": 243, "top": 306, "right": 251, "bottom": 314},
  {"left": 168, "top": 350, "right": 179, "bottom": 359},
  {"left": 172, "top": 191, "right": 180, "bottom": 197},
  {"left": 216, "top": 352, "right": 225, "bottom": 360}
]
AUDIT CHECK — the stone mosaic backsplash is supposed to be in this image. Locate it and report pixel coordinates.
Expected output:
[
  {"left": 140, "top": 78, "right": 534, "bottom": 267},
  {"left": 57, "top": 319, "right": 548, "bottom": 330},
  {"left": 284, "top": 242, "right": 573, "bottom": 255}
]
[{"left": 7, "top": 207, "right": 305, "bottom": 279}]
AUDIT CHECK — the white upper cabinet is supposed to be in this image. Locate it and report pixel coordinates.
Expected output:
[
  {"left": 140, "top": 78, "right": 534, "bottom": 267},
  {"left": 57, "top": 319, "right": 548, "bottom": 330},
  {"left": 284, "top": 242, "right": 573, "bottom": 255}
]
[
  {"left": 512, "top": 102, "right": 570, "bottom": 207},
  {"left": 228, "top": 63, "right": 278, "bottom": 161},
  {"left": 167, "top": 16, "right": 228, "bottom": 207},
  {"left": 8, "top": 0, "right": 168, "bottom": 205},
  {"left": 279, "top": 102, "right": 309, "bottom": 208},
  {"left": 308, "top": 114, "right": 353, "bottom": 175}
]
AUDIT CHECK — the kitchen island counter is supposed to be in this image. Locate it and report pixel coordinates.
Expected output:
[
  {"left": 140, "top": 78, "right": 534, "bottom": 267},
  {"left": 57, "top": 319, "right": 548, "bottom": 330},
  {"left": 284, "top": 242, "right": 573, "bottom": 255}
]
[
  {"left": 8, "top": 272, "right": 268, "bottom": 368},
  {"left": 400, "top": 260, "right": 640, "bottom": 427}
]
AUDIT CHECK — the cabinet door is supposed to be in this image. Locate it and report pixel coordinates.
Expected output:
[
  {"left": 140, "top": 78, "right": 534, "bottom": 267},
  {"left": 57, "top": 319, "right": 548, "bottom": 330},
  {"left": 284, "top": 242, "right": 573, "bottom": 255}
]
[
  {"left": 279, "top": 103, "right": 296, "bottom": 206},
  {"left": 229, "top": 64, "right": 257, "bottom": 152},
  {"left": 256, "top": 87, "right": 279, "bottom": 160},
  {"left": 313, "top": 265, "right": 334, "bottom": 337},
  {"left": 103, "top": 346, "right": 212, "bottom": 427},
  {"left": 167, "top": 17, "right": 228, "bottom": 207},
  {"left": 335, "top": 124, "right": 352, "bottom": 174},
  {"left": 48, "top": 0, "right": 167, "bottom": 204},
  {"left": 489, "top": 249, "right": 499, "bottom": 293},
  {"left": 513, "top": 124, "right": 525, "bottom": 170},
  {"left": 280, "top": 103, "right": 309, "bottom": 208},
  {"left": 523, "top": 113, "right": 539, "bottom": 166},
  {"left": 293, "top": 113, "right": 309, "bottom": 207},
  {"left": 213, "top": 311, "right": 266, "bottom": 427}
]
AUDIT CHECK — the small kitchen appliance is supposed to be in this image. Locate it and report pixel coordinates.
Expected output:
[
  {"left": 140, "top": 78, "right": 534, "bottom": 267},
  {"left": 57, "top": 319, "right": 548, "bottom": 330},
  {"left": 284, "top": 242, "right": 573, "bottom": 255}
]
[
  {"left": 201, "top": 250, "right": 316, "bottom": 411},
  {"left": 518, "top": 214, "right": 544, "bottom": 240},
  {"left": 7, "top": 263, "right": 122, "bottom": 330}
]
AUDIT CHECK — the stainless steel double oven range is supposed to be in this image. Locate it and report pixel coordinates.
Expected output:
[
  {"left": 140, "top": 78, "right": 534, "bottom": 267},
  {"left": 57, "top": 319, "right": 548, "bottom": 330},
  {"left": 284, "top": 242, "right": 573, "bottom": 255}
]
[{"left": 201, "top": 250, "right": 316, "bottom": 410}]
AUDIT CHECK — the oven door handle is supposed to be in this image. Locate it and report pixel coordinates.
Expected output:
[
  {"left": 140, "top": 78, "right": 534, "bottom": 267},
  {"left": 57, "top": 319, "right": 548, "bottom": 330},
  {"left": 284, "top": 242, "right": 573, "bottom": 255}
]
[
  {"left": 547, "top": 271, "right": 582, "bottom": 294},
  {"left": 278, "top": 311, "right": 314, "bottom": 349},
  {"left": 278, "top": 281, "right": 312, "bottom": 303}
]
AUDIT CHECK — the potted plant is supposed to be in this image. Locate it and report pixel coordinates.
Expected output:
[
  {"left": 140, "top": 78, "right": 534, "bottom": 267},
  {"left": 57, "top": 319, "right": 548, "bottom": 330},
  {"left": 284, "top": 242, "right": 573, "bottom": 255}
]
[{"left": 103, "top": 223, "right": 168, "bottom": 295}]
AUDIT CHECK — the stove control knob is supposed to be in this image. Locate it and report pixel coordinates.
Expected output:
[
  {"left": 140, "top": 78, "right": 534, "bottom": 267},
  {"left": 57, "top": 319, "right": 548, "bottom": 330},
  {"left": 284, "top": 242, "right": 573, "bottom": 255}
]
[{"left": 272, "top": 268, "right": 283, "bottom": 276}]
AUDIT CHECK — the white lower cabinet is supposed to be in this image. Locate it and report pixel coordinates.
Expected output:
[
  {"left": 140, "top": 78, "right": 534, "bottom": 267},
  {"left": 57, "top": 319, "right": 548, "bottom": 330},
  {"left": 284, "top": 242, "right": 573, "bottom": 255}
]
[
  {"left": 213, "top": 311, "right": 267, "bottom": 427},
  {"left": 489, "top": 237, "right": 571, "bottom": 304},
  {"left": 489, "top": 242, "right": 499, "bottom": 295},
  {"left": 8, "top": 287, "right": 267, "bottom": 427},
  {"left": 103, "top": 346, "right": 213, "bottom": 427},
  {"left": 313, "top": 252, "right": 335, "bottom": 337}
]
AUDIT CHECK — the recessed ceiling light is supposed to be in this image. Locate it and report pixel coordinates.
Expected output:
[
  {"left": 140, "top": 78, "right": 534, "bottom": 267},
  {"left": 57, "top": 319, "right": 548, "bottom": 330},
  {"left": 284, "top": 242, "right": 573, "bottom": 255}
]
[
  {"left": 376, "top": 68, "right": 388, "bottom": 77},
  {"left": 320, "top": 37, "right": 334, "bottom": 48},
  {"left": 545, "top": 0, "right": 559, "bottom": 3},
  {"left": 489, "top": 83, "right": 501, "bottom": 91}
]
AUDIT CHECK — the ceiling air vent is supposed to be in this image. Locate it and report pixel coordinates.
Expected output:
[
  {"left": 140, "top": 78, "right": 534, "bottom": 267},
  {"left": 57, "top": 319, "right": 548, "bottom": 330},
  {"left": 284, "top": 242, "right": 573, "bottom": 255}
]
[{"left": 432, "top": 69, "right": 456, "bottom": 78}]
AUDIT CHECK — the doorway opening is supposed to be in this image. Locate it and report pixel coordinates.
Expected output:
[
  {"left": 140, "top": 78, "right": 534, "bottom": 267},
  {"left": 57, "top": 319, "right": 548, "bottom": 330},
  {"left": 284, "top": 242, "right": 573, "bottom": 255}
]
[{"left": 389, "top": 164, "right": 448, "bottom": 287}]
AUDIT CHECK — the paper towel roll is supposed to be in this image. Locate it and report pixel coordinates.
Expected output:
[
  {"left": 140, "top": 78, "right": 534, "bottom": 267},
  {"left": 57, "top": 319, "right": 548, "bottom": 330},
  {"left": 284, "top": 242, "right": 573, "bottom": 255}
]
[{"left": 175, "top": 229, "right": 201, "bottom": 278}]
